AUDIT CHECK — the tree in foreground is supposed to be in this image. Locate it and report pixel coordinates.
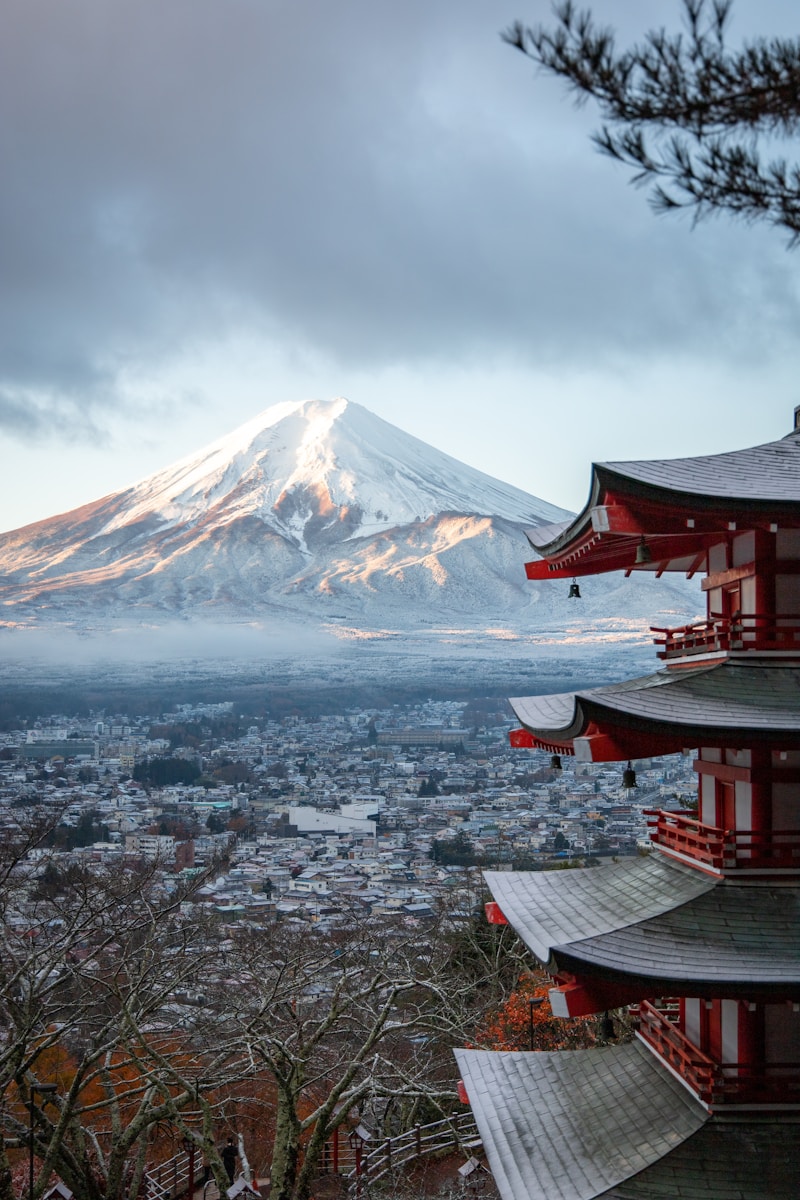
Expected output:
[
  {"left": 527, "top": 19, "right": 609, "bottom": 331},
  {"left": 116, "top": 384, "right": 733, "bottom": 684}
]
[
  {"left": 0, "top": 807, "right": 516, "bottom": 1200},
  {"left": 0, "top": 800, "right": 533, "bottom": 1200},
  {"left": 166, "top": 898, "right": 520, "bottom": 1200},
  {"left": 506, "top": 0, "right": 800, "bottom": 239},
  {"left": 0, "top": 812, "right": 234, "bottom": 1200}
]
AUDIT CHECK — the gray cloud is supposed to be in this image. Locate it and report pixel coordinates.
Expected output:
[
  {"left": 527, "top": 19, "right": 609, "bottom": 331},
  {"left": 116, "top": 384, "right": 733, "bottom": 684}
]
[{"left": 2, "top": 0, "right": 799, "bottom": 436}]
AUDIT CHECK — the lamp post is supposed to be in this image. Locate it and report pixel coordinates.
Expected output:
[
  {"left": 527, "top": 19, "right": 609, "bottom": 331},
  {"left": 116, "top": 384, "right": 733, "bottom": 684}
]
[
  {"left": 528, "top": 996, "right": 545, "bottom": 1051},
  {"left": 181, "top": 1136, "right": 196, "bottom": 1197},
  {"left": 348, "top": 1124, "right": 372, "bottom": 1197},
  {"left": 29, "top": 1083, "right": 57, "bottom": 1200},
  {"left": 458, "top": 1155, "right": 487, "bottom": 1196}
]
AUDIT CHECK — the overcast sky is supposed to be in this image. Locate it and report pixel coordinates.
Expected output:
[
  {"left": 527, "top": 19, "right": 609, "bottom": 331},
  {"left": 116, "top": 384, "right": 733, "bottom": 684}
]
[{"left": 2, "top": 0, "right": 800, "bottom": 532}]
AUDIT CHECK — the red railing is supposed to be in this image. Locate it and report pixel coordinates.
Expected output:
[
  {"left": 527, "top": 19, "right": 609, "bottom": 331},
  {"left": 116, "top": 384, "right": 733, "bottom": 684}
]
[
  {"left": 644, "top": 809, "right": 800, "bottom": 872},
  {"left": 644, "top": 809, "right": 725, "bottom": 868},
  {"left": 651, "top": 613, "right": 800, "bottom": 659},
  {"left": 638, "top": 1002, "right": 800, "bottom": 1106},
  {"left": 637, "top": 1001, "right": 716, "bottom": 1102}
]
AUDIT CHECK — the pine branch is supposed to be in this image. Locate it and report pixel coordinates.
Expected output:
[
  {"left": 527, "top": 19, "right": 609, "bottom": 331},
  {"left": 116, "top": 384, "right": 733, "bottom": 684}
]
[{"left": 505, "top": 0, "right": 800, "bottom": 240}]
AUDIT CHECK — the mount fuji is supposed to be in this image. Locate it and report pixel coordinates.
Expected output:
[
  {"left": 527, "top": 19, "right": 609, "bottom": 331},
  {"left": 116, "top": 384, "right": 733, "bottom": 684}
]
[{"left": 0, "top": 398, "right": 698, "bottom": 659}]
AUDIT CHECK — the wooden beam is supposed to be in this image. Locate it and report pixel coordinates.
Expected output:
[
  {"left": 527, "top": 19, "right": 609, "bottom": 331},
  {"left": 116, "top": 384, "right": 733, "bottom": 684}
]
[
  {"left": 693, "top": 760, "right": 750, "bottom": 783},
  {"left": 589, "top": 505, "right": 643, "bottom": 534},
  {"left": 701, "top": 562, "right": 755, "bottom": 591},
  {"left": 686, "top": 550, "right": 707, "bottom": 580}
]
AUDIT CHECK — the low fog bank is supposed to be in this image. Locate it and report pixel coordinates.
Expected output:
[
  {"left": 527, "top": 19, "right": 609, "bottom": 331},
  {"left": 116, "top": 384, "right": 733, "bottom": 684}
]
[
  {"left": 0, "top": 620, "right": 340, "bottom": 666},
  {"left": 0, "top": 619, "right": 648, "bottom": 723},
  {"left": 0, "top": 619, "right": 642, "bottom": 720},
  {"left": 0, "top": 617, "right": 655, "bottom": 676}
]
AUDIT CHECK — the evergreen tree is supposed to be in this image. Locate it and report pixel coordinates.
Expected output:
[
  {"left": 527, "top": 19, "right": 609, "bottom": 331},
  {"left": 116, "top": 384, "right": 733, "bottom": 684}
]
[{"left": 506, "top": 1, "right": 800, "bottom": 240}]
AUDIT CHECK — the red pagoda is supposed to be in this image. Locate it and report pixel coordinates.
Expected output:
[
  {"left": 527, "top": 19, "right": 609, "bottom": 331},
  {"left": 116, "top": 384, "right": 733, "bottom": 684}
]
[{"left": 455, "top": 417, "right": 800, "bottom": 1198}]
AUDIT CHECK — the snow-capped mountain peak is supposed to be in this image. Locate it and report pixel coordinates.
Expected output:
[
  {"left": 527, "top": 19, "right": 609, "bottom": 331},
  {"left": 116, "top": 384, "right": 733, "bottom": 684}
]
[
  {"left": 99, "top": 397, "right": 568, "bottom": 553},
  {"left": 0, "top": 397, "right": 698, "bottom": 642}
]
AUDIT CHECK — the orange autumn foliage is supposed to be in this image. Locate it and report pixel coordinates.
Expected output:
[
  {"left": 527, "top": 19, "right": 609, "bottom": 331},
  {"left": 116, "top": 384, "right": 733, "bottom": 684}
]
[{"left": 471, "top": 971, "right": 597, "bottom": 1051}]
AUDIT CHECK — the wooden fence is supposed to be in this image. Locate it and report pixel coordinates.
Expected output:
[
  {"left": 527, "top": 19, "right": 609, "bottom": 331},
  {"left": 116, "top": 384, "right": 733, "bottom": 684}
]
[{"left": 341, "top": 1112, "right": 482, "bottom": 1195}]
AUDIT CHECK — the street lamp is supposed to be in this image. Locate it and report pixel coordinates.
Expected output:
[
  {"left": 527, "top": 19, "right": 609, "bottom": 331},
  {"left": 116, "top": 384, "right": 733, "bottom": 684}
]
[
  {"left": 181, "top": 1136, "right": 196, "bottom": 1197},
  {"left": 348, "top": 1123, "right": 372, "bottom": 1197},
  {"left": 29, "top": 1083, "right": 58, "bottom": 1200},
  {"left": 528, "top": 996, "right": 545, "bottom": 1051}
]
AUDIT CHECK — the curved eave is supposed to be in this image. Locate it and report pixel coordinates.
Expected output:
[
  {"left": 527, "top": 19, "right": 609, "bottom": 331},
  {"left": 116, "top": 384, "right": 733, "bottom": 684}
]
[
  {"left": 484, "top": 858, "right": 713, "bottom": 967},
  {"left": 454, "top": 1042, "right": 709, "bottom": 1200},
  {"left": 456, "top": 1042, "right": 797, "bottom": 1200},
  {"left": 486, "top": 863, "right": 800, "bottom": 998},
  {"left": 525, "top": 431, "right": 800, "bottom": 579},
  {"left": 524, "top": 471, "right": 602, "bottom": 561},
  {"left": 510, "top": 689, "right": 584, "bottom": 743},
  {"left": 510, "top": 661, "right": 800, "bottom": 761}
]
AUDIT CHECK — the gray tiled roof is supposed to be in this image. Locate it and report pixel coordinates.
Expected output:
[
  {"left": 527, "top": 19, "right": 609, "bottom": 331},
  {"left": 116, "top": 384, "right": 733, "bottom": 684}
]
[
  {"left": 510, "top": 660, "right": 800, "bottom": 741},
  {"left": 454, "top": 1041, "right": 708, "bottom": 1200},
  {"left": 486, "top": 861, "right": 800, "bottom": 987},
  {"left": 525, "top": 430, "right": 800, "bottom": 559},
  {"left": 559, "top": 883, "right": 800, "bottom": 987},
  {"left": 484, "top": 858, "right": 713, "bottom": 966},
  {"left": 601, "top": 1121, "right": 799, "bottom": 1198},
  {"left": 600, "top": 428, "right": 800, "bottom": 503}
]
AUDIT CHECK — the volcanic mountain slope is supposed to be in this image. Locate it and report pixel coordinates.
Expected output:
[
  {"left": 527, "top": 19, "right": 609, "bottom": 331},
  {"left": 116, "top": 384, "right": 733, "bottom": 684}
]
[{"left": 0, "top": 398, "right": 697, "bottom": 633}]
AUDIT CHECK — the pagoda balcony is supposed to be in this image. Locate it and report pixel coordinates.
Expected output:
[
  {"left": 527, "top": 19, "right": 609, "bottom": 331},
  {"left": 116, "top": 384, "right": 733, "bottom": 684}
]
[
  {"left": 651, "top": 613, "right": 800, "bottom": 660},
  {"left": 644, "top": 809, "right": 800, "bottom": 874},
  {"left": 637, "top": 1001, "right": 800, "bottom": 1107}
]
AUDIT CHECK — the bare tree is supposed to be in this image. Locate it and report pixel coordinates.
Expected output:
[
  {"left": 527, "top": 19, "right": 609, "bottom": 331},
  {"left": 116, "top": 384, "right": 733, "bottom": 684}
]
[
  {"left": 0, "top": 808, "right": 516, "bottom": 1200},
  {"left": 0, "top": 816, "right": 232, "bottom": 1200},
  {"left": 159, "top": 893, "right": 518, "bottom": 1200},
  {"left": 505, "top": 0, "right": 800, "bottom": 240}
]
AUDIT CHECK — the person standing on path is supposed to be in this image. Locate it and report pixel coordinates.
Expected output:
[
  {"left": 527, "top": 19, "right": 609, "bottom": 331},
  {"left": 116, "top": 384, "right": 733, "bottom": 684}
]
[{"left": 220, "top": 1136, "right": 238, "bottom": 1185}]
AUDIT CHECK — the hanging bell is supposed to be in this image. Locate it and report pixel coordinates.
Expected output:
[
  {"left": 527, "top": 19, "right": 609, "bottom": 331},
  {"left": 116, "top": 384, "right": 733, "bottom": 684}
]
[
  {"left": 622, "top": 761, "right": 637, "bottom": 789},
  {"left": 568, "top": 579, "right": 581, "bottom": 599},
  {"left": 634, "top": 537, "right": 652, "bottom": 565},
  {"left": 549, "top": 754, "right": 562, "bottom": 772}
]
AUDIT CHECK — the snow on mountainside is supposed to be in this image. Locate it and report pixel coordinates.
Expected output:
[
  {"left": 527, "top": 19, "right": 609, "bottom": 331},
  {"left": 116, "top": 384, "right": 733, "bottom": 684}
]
[
  {"left": 0, "top": 398, "right": 699, "bottom": 642},
  {"left": 89, "top": 397, "right": 569, "bottom": 549}
]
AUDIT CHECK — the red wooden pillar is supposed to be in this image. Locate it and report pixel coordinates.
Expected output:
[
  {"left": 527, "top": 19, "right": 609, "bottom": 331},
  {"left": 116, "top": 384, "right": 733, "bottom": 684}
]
[
  {"left": 737, "top": 1001, "right": 763, "bottom": 1066},
  {"left": 753, "top": 528, "right": 775, "bottom": 620},
  {"left": 750, "top": 746, "right": 773, "bottom": 837}
]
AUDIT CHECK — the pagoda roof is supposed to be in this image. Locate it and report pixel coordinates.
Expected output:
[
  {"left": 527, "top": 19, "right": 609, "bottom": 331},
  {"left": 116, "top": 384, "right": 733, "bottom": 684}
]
[
  {"left": 524, "top": 427, "right": 800, "bottom": 578},
  {"left": 602, "top": 1122, "right": 797, "bottom": 1199},
  {"left": 454, "top": 1041, "right": 706, "bottom": 1200},
  {"left": 455, "top": 1042, "right": 796, "bottom": 1200},
  {"left": 485, "top": 859, "right": 800, "bottom": 996},
  {"left": 485, "top": 857, "right": 711, "bottom": 965},
  {"left": 510, "top": 660, "right": 800, "bottom": 759},
  {"left": 598, "top": 429, "right": 800, "bottom": 505}
]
